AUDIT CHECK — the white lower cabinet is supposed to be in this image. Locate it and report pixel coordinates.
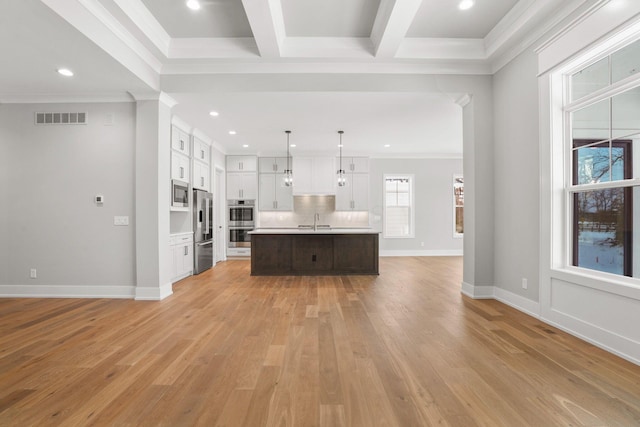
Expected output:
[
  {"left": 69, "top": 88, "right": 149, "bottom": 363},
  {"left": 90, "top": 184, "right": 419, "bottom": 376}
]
[{"left": 170, "top": 233, "right": 193, "bottom": 282}]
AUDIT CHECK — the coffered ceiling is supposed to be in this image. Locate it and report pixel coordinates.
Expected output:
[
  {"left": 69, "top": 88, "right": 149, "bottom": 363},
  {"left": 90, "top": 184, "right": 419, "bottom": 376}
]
[{"left": 0, "top": 0, "right": 588, "bottom": 156}]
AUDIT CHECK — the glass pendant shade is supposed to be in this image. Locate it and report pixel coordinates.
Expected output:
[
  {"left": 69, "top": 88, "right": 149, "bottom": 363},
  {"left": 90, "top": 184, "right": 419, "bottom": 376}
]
[{"left": 283, "top": 130, "right": 293, "bottom": 187}]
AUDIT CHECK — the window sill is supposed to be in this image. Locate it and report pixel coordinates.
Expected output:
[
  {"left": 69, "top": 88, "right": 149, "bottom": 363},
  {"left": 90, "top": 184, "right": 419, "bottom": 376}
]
[{"left": 550, "top": 266, "right": 640, "bottom": 301}]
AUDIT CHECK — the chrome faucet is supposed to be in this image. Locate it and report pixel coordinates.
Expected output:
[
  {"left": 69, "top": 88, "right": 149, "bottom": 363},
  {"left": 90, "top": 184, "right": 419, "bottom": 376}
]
[{"left": 313, "top": 213, "right": 320, "bottom": 231}]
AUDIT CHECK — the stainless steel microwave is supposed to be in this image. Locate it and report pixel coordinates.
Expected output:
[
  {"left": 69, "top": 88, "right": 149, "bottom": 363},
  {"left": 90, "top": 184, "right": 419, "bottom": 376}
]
[{"left": 172, "top": 180, "right": 189, "bottom": 207}]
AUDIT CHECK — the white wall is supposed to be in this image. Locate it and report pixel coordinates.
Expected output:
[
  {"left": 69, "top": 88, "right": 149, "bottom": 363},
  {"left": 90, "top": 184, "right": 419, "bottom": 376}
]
[
  {"left": 0, "top": 110, "right": 8, "bottom": 284},
  {"left": 369, "top": 158, "right": 463, "bottom": 255},
  {"left": 493, "top": 48, "right": 541, "bottom": 302},
  {"left": 0, "top": 102, "right": 136, "bottom": 297}
]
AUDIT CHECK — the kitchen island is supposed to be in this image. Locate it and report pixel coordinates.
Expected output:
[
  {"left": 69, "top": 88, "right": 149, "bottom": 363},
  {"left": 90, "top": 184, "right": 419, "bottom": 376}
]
[{"left": 249, "top": 228, "right": 379, "bottom": 276}]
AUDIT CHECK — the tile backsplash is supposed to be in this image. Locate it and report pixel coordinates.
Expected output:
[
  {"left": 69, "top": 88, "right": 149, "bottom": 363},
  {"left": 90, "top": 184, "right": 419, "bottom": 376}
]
[{"left": 258, "top": 195, "right": 369, "bottom": 228}]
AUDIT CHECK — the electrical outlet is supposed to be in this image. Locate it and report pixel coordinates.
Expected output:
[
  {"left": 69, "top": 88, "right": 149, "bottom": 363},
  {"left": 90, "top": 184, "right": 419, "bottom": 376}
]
[
  {"left": 522, "top": 278, "right": 528, "bottom": 289},
  {"left": 30, "top": 269, "right": 37, "bottom": 279},
  {"left": 114, "top": 216, "right": 129, "bottom": 226},
  {"left": 420, "top": 242, "right": 425, "bottom": 247}
]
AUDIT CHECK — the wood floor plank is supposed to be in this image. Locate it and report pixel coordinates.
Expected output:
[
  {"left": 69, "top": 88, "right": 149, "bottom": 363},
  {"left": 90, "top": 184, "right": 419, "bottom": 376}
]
[{"left": 0, "top": 257, "right": 639, "bottom": 426}]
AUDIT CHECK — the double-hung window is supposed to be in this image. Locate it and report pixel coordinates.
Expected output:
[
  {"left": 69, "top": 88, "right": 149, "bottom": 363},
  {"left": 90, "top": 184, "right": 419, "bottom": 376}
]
[
  {"left": 565, "top": 38, "right": 640, "bottom": 278},
  {"left": 384, "top": 175, "right": 414, "bottom": 238}
]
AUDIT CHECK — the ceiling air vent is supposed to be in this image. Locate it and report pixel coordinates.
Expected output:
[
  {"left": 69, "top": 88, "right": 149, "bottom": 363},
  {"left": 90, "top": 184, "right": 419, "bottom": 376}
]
[{"left": 35, "top": 112, "right": 88, "bottom": 125}]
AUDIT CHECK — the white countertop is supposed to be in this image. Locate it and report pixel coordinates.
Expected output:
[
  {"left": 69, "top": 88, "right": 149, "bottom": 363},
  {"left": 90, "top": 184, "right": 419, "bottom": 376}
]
[{"left": 249, "top": 228, "right": 379, "bottom": 235}]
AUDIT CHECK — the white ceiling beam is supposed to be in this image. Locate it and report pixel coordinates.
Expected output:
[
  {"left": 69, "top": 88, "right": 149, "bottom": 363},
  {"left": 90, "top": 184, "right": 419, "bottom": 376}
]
[
  {"left": 40, "top": 0, "right": 161, "bottom": 90},
  {"left": 241, "top": 0, "right": 285, "bottom": 58},
  {"left": 112, "top": 0, "right": 171, "bottom": 57},
  {"left": 371, "top": 0, "right": 423, "bottom": 58}
]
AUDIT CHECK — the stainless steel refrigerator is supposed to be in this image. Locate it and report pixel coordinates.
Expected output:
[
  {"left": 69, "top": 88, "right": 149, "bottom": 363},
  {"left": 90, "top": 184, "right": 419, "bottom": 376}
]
[{"left": 193, "top": 189, "right": 214, "bottom": 274}]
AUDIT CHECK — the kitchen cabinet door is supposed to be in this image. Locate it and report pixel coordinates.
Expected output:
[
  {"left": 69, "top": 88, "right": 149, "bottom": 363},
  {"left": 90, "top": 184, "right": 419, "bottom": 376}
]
[
  {"left": 274, "top": 173, "right": 293, "bottom": 210},
  {"left": 193, "top": 161, "right": 210, "bottom": 191},
  {"left": 171, "top": 126, "right": 190, "bottom": 156},
  {"left": 171, "top": 152, "right": 190, "bottom": 182},
  {"left": 259, "top": 157, "right": 289, "bottom": 173},
  {"left": 349, "top": 157, "right": 369, "bottom": 173},
  {"left": 227, "top": 172, "right": 256, "bottom": 199},
  {"left": 259, "top": 174, "right": 277, "bottom": 210},
  {"left": 292, "top": 236, "right": 333, "bottom": 272},
  {"left": 335, "top": 173, "right": 369, "bottom": 211},
  {"left": 193, "top": 138, "right": 210, "bottom": 164},
  {"left": 335, "top": 174, "right": 352, "bottom": 211},
  {"left": 259, "top": 174, "right": 293, "bottom": 211},
  {"left": 292, "top": 157, "right": 335, "bottom": 195},
  {"left": 351, "top": 173, "right": 369, "bottom": 211},
  {"left": 227, "top": 156, "right": 257, "bottom": 172}
]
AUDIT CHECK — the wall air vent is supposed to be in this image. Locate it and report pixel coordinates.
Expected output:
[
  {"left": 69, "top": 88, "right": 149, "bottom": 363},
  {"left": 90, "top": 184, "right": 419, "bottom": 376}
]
[{"left": 35, "top": 112, "right": 88, "bottom": 125}]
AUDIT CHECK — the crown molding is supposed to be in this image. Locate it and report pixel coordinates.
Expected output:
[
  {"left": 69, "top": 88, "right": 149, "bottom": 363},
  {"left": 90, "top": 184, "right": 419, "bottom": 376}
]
[
  {"left": 0, "top": 92, "right": 135, "bottom": 104},
  {"left": 192, "top": 128, "right": 213, "bottom": 145},
  {"left": 397, "top": 38, "right": 486, "bottom": 60},
  {"left": 160, "top": 59, "right": 493, "bottom": 76},
  {"left": 168, "top": 38, "right": 260, "bottom": 58}
]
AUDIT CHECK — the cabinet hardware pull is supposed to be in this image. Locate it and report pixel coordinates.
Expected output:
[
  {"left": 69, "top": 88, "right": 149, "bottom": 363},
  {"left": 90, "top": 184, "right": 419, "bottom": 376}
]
[
  {"left": 201, "top": 150, "right": 205, "bottom": 159},
  {"left": 180, "top": 140, "right": 184, "bottom": 151},
  {"left": 184, "top": 246, "right": 188, "bottom": 256},
  {"left": 180, "top": 167, "right": 184, "bottom": 178},
  {"left": 201, "top": 177, "right": 204, "bottom": 187}
]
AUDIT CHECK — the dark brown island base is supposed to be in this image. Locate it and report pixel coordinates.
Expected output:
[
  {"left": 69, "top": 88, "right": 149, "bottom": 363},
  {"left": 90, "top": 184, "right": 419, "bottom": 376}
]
[{"left": 249, "top": 229, "right": 379, "bottom": 276}]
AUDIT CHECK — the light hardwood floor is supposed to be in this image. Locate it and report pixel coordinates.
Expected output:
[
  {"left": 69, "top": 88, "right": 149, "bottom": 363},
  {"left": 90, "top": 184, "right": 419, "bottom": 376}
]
[{"left": 1, "top": 257, "right": 639, "bottom": 426}]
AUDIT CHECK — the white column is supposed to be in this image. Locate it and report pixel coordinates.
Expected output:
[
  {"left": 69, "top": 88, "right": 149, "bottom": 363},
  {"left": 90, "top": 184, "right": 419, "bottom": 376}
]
[{"left": 132, "top": 92, "right": 177, "bottom": 300}]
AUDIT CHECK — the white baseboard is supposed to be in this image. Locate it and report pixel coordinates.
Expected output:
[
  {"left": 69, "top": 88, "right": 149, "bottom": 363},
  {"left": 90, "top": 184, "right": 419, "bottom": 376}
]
[
  {"left": 135, "top": 282, "right": 173, "bottom": 301},
  {"left": 540, "top": 314, "right": 640, "bottom": 366},
  {"left": 380, "top": 249, "right": 463, "bottom": 257},
  {"left": 461, "top": 281, "right": 494, "bottom": 299},
  {"left": 0, "top": 284, "right": 135, "bottom": 299},
  {"left": 493, "top": 287, "right": 541, "bottom": 318},
  {"left": 460, "top": 282, "right": 639, "bottom": 365}
]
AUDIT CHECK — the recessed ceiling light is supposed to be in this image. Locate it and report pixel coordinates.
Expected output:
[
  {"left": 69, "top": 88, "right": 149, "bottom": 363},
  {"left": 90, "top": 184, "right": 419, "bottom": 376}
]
[
  {"left": 458, "top": 0, "right": 475, "bottom": 10},
  {"left": 186, "top": 0, "right": 201, "bottom": 11},
  {"left": 57, "top": 68, "right": 74, "bottom": 77},
  {"left": 242, "top": 144, "right": 249, "bottom": 148},
  {"left": 384, "top": 144, "right": 391, "bottom": 148},
  {"left": 337, "top": 144, "right": 343, "bottom": 148},
  {"left": 209, "top": 111, "right": 219, "bottom": 117},
  {"left": 290, "top": 144, "right": 296, "bottom": 148},
  {"left": 229, "top": 130, "right": 237, "bottom": 135}
]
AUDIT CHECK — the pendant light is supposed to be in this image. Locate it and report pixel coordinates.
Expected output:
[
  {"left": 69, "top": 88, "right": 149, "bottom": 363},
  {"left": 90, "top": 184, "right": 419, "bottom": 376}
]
[
  {"left": 337, "top": 130, "right": 346, "bottom": 187},
  {"left": 283, "top": 130, "right": 293, "bottom": 187}
]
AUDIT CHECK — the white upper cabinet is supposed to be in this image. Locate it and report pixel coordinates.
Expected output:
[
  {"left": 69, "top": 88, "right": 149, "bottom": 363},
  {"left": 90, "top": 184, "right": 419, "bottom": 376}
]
[
  {"left": 171, "top": 151, "right": 190, "bottom": 182},
  {"left": 171, "top": 126, "right": 190, "bottom": 156},
  {"left": 227, "top": 155, "right": 257, "bottom": 172},
  {"left": 259, "top": 157, "right": 290, "bottom": 173},
  {"left": 259, "top": 173, "right": 293, "bottom": 211},
  {"left": 227, "top": 172, "right": 257, "bottom": 200},
  {"left": 338, "top": 173, "right": 369, "bottom": 211},
  {"left": 193, "top": 137, "right": 210, "bottom": 165},
  {"left": 193, "top": 161, "right": 210, "bottom": 191},
  {"left": 336, "top": 156, "right": 369, "bottom": 173},
  {"left": 292, "top": 157, "right": 336, "bottom": 195},
  {"left": 335, "top": 157, "right": 369, "bottom": 211}
]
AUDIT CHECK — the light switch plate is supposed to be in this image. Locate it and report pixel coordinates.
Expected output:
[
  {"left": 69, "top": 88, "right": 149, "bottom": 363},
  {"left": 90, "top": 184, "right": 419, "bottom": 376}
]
[{"left": 114, "top": 216, "right": 129, "bottom": 226}]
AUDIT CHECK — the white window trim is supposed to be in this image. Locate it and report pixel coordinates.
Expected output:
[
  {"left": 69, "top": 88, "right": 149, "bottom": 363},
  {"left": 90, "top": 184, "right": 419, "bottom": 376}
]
[
  {"left": 547, "top": 26, "right": 640, "bottom": 293},
  {"left": 383, "top": 174, "right": 415, "bottom": 239}
]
